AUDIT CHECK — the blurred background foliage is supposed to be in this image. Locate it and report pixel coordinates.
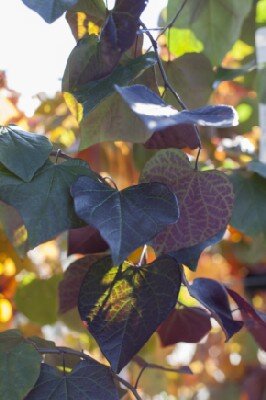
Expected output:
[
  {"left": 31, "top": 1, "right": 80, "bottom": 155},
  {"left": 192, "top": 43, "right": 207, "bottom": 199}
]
[{"left": 1, "top": 0, "right": 266, "bottom": 399}]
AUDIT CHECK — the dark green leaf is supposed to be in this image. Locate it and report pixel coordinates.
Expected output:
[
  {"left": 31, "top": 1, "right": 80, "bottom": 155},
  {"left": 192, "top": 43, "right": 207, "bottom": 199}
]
[
  {"left": 0, "top": 159, "right": 98, "bottom": 249},
  {"left": 78, "top": 255, "right": 182, "bottom": 372},
  {"left": 22, "top": 0, "right": 78, "bottom": 22},
  {"left": 0, "top": 330, "right": 41, "bottom": 400},
  {"left": 0, "top": 125, "right": 52, "bottom": 182},
  {"left": 71, "top": 176, "right": 179, "bottom": 265},
  {"left": 25, "top": 360, "right": 119, "bottom": 400},
  {"left": 214, "top": 60, "right": 257, "bottom": 88}
]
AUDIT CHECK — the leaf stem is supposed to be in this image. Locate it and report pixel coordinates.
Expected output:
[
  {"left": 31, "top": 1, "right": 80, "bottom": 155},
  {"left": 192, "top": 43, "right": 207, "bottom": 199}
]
[
  {"left": 157, "top": 0, "right": 189, "bottom": 39},
  {"left": 50, "top": 150, "right": 72, "bottom": 160}
]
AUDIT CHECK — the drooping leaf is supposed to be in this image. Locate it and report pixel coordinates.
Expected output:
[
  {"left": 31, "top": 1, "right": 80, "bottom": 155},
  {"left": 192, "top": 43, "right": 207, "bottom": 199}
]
[
  {"left": 167, "top": 0, "right": 253, "bottom": 65},
  {"left": 78, "top": 255, "right": 182, "bottom": 372},
  {"left": 115, "top": 85, "right": 238, "bottom": 134},
  {"left": 0, "top": 159, "right": 98, "bottom": 249},
  {"left": 162, "top": 54, "right": 215, "bottom": 109},
  {"left": 188, "top": 278, "right": 243, "bottom": 340},
  {"left": 0, "top": 126, "right": 52, "bottom": 182},
  {"left": 0, "top": 329, "right": 41, "bottom": 400},
  {"left": 63, "top": 0, "right": 148, "bottom": 91},
  {"left": 15, "top": 275, "right": 62, "bottom": 325},
  {"left": 169, "top": 229, "right": 226, "bottom": 271},
  {"left": 229, "top": 170, "right": 266, "bottom": 237},
  {"left": 59, "top": 254, "right": 101, "bottom": 314},
  {"left": 72, "top": 52, "right": 157, "bottom": 113},
  {"left": 25, "top": 360, "right": 119, "bottom": 400},
  {"left": 226, "top": 288, "right": 266, "bottom": 350},
  {"left": 157, "top": 307, "right": 211, "bottom": 346},
  {"left": 140, "top": 149, "right": 234, "bottom": 255},
  {"left": 22, "top": 0, "right": 79, "bottom": 22},
  {"left": 144, "top": 124, "right": 200, "bottom": 150},
  {"left": 68, "top": 225, "right": 108, "bottom": 256},
  {"left": 71, "top": 176, "right": 179, "bottom": 265}
]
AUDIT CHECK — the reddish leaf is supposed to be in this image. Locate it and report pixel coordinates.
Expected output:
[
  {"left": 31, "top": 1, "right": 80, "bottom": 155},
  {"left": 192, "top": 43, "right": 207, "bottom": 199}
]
[
  {"left": 140, "top": 149, "right": 234, "bottom": 253},
  {"left": 58, "top": 254, "right": 101, "bottom": 314},
  {"left": 158, "top": 307, "right": 211, "bottom": 347},
  {"left": 188, "top": 278, "right": 243, "bottom": 340},
  {"left": 68, "top": 225, "right": 108, "bottom": 256},
  {"left": 144, "top": 124, "right": 200, "bottom": 150},
  {"left": 226, "top": 288, "right": 266, "bottom": 351}
]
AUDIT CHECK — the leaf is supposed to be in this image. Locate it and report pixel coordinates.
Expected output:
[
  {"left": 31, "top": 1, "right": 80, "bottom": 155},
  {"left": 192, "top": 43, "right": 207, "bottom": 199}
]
[
  {"left": 167, "top": 28, "right": 204, "bottom": 59},
  {"left": 58, "top": 254, "right": 101, "bottom": 314},
  {"left": 0, "top": 125, "right": 52, "bottom": 182},
  {"left": 63, "top": 0, "right": 148, "bottom": 91},
  {"left": 68, "top": 225, "right": 108, "bottom": 256},
  {"left": 188, "top": 278, "right": 243, "bottom": 340},
  {"left": 71, "top": 175, "right": 179, "bottom": 265},
  {"left": 169, "top": 229, "right": 226, "bottom": 271},
  {"left": 229, "top": 170, "right": 266, "bottom": 237},
  {"left": 115, "top": 85, "right": 239, "bottom": 133},
  {"left": 78, "top": 255, "right": 182, "bottom": 372},
  {"left": 140, "top": 149, "right": 234, "bottom": 254},
  {"left": 214, "top": 60, "right": 257, "bottom": 88},
  {"left": 162, "top": 54, "right": 215, "bottom": 109},
  {"left": 25, "top": 360, "right": 119, "bottom": 400},
  {"left": 0, "top": 329, "right": 41, "bottom": 400},
  {"left": 0, "top": 159, "right": 98, "bottom": 249},
  {"left": 247, "top": 160, "right": 266, "bottom": 178},
  {"left": 226, "top": 288, "right": 266, "bottom": 351},
  {"left": 73, "top": 53, "right": 157, "bottom": 114},
  {"left": 144, "top": 124, "right": 200, "bottom": 150},
  {"left": 22, "top": 0, "right": 79, "bottom": 22},
  {"left": 157, "top": 307, "right": 211, "bottom": 346},
  {"left": 167, "top": 0, "right": 253, "bottom": 65},
  {"left": 15, "top": 275, "right": 62, "bottom": 325}
]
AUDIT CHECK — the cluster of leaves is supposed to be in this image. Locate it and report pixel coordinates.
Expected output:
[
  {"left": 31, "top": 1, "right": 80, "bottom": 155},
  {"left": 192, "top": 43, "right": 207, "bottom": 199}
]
[{"left": 1, "top": 0, "right": 266, "bottom": 399}]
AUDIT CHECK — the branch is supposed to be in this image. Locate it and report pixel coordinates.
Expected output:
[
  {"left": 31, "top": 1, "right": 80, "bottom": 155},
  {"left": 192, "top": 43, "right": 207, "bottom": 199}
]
[
  {"left": 50, "top": 149, "right": 72, "bottom": 160},
  {"left": 158, "top": 0, "right": 189, "bottom": 39},
  {"left": 33, "top": 346, "right": 143, "bottom": 400}
]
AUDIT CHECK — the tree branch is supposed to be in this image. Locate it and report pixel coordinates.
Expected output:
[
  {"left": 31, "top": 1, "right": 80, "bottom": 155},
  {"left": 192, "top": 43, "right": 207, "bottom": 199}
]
[{"left": 158, "top": 0, "right": 189, "bottom": 39}]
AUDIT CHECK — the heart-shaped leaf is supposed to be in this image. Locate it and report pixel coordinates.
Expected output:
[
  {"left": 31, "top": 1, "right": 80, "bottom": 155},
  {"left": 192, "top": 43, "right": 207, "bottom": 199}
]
[
  {"left": 144, "top": 124, "right": 200, "bottom": 150},
  {"left": 0, "top": 330, "right": 41, "bottom": 400},
  {"left": 78, "top": 255, "right": 182, "bottom": 372},
  {"left": 115, "top": 84, "right": 238, "bottom": 132},
  {"left": 157, "top": 307, "right": 212, "bottom": 346},
  {"left": 71, "top": 175, "right": 179, "bottom": 265},
  {"left": 0, "top": 159, "right": 98, "bottom": 249},
  {"left": 22, "top": 0, "right": 79, "bottom": 22},
  {"left": 59, "top": 254, "right": 101, "bottom": 314},
  {"left": 25, "top": 360, "right": 119, "bottom": 400},
  {"left": 140, "top": 149, "right": 234, "bottom": 254},
  {"left": 170, "top": 229, "right": 226, "bottom": 271},
  {"left": 68, "top": 225, "right": 108, "bottom": 256},
  {"left": 188, "top": 278, "right": 243, "bottom": 340},
  {"left": 0, "top": 126, "right": 52, "bottom": 182}
]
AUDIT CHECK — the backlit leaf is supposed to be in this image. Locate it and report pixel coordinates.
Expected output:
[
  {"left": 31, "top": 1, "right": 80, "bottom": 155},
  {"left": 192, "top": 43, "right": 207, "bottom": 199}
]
[
  {"left": 157, "top": 307, "right": 211, "bottom": 346},
  {"left": 71, "top": 175, "right": 179, "bottom": 265},
  {"left": 78, "top": 255, "right": 182, "bottom": 372},
  {"left": 140, "top": 149, "right": 234, "bottom": 254},
  {"left": 25, "top": 360, "right": 119, "bottom": 400},
  {"left": 68, "top": 225, "right": 108, "bottom": 256},
  {"left": 0, "top": 330, "right": 41, "bottom": 400},
  {"left": 22, "top": 0, "right": 78, "bottom": 22},
  {"left": 188, "top": 278, "right": 243, "bottom": 340},
  {"left": 59, "top": 254, "right": 101, "bottom": 314},
  {"left": 0, "top": 159, "right": 98, "bottom": 249},
  {"left": 0, "top": 125, "right": 52, "bottom": 182}
]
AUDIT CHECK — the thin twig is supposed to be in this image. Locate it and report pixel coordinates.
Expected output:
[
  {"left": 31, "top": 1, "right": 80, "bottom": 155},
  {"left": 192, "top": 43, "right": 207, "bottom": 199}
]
[
  {"left": 140, "top": 20, "right": 187, "bottom": 111},
  {"left": 50, "top": 150, "right": 72, "bottom": 160},
  {"left": 134, "top": 366, "right": 147, "bottom": 389},
  {"left": 34, "top": 346, "right": 142, "bottom": 400},
  {"left": 157, "top": 0, "right": 189, "bottom": 39}
]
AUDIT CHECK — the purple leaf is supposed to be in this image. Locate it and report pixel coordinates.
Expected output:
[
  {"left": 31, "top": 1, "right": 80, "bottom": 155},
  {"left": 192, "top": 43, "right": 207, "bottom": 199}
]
[
  {"left": 226, "top": 288, "right": 266, "bottom": 351},
  {"left": 157, "top": 307, "right": 211, "bottom": 346},
  {"left": 188, "top": 278, "right": 243, "bottom": 340},
  {"left": 115, "top": 84, "right": 238, "bottom": 133},
  {"left": 144, "top": 124, "right": 200, "bottom": 150},
  {"left": 71, "top": 176, "right": 179, "bottom": 265},
  {"left": 78, "top": 255, "right": 182, "bottom": 373},
  {"left": 140, "top": 149, "right": 234, "bottom": 254},
  {"left": 58, "top": 254, "right": 102, "bottom": 314},
  {"left": 68, "top": 225, "right": 108, "bottom": 256},
  {"left": 169, "top": 229, "right": 226, "bottom": 271}
]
